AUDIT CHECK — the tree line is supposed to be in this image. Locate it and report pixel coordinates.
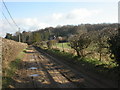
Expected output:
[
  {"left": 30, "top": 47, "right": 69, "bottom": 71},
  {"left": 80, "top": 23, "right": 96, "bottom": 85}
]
[{"left": 5, "top": 23, "right": 117, "bottom": 44}]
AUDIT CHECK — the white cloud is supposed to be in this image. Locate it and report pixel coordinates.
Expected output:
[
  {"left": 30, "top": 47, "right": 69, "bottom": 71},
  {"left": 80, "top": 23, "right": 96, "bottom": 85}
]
[
  {"left": 0, "top": 18, "right": 50, "bottom": 37},
  {"left": 50, "top": 8, "right": 101, "bottom": 25},
  {"left": 16, "top": 18, "right": 39, "bottom": 27},
  {"left": 23, "top": 18, "right": 38, "bottom": 26},
  {"left": 52, "top": 13, "right": 63, "bottom": 20},
  {"left": 14, "top": 18, "right": 50, "bottom": 30},
  {"left": 66, "top": 8, "right": 100, "bottom": 20}
]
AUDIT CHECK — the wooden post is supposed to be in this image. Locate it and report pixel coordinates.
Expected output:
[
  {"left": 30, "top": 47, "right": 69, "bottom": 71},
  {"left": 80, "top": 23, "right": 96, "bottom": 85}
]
[{"left": 62, "top": 43, "right": 64, "bottom": 52}]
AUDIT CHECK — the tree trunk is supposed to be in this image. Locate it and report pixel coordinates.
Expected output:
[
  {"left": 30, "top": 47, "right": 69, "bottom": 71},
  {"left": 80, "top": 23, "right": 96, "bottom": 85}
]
[
  {"left": 99, "top": 52, "right": 102, "bottom": 61},
  {"left": 76, "top": 50, "right": 80, "bottom": 57},
  {"left": 80, "top": 50, "right": 84, "bottom": 57}
]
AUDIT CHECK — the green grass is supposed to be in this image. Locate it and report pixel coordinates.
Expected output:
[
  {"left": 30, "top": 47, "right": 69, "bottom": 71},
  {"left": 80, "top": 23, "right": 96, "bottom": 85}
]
[
  {"left": 16, "top": 51, "right": 25, "bottom": 60},
  {"left": 43, "top": 48, "right": 118, "bottom": 79},
  {"left": 48, "top": 49, "right": 74, "bottom": 59},
  {"left": 9, "top": 59, "right": 21, "bottom": 71},
  {"left": 2, "top": 77, "right": 14, "bottom": 88},
  {"left": 2, "top": 49, "right": 26, "bottom": 88},
  {"left": 41, "top": 41, "right": 118, "bottom": 69},
  {"left": 55, "top": 42, "right": 71, "bottom": 49}
]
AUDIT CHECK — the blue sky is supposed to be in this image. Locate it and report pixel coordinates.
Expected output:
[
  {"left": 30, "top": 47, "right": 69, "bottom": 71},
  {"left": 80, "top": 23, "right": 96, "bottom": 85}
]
[
  {"left": 2, "top": 2, "right": 117, "bottom": 18},
  {"left": 1, "top": 1, "right": 119, "bottom": 37}
]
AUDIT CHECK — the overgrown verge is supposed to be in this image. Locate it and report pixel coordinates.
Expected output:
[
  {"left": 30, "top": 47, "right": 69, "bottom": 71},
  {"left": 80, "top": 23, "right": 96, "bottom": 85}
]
[
  {"left": 2, "top": 49, "right": 26, "bottom": 88},
  {"left": 36, "top": 46, "right": 118, "bottom": 80},
  {"left": 2, "top": 38, "right": 28, "bottom": 88}
]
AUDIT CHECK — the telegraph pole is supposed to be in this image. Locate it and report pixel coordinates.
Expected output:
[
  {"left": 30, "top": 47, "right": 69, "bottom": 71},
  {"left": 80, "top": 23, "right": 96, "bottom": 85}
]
[{"left": 19, "top": 28, "right": 21, "bottom": 42}]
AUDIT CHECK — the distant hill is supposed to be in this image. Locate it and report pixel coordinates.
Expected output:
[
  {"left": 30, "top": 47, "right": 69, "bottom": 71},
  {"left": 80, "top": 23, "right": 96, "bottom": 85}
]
[{"left": 5, "top": 23, "right": 118, "bottom": 44}]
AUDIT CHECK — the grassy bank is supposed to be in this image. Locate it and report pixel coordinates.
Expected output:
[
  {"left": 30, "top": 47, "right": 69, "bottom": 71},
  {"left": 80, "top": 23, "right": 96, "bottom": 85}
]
[
  {"left": 39, "top": 47, "right": 118, "bottom": 80},
  {"left": 2, "top": 49, "right": 26, "bottom": 88}
]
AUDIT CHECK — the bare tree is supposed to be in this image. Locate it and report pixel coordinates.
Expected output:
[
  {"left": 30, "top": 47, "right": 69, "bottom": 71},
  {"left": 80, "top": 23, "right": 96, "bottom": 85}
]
[{"left": 69, "top": 32, "right": 91, "bottom": 57}]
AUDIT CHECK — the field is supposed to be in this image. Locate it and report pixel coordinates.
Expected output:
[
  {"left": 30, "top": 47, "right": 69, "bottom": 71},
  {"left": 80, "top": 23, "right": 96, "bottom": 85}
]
[
  {"left": 51, "top": 42, "right": 118, "bottom": 69},
  {"left": 55, "top": 42, "right": 71, "bottom": 49}
]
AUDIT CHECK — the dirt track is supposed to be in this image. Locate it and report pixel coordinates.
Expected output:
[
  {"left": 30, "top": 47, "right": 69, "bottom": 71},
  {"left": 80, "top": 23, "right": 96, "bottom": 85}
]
[
  {"left": 11, "top": 46, "right": 118, "bottom": 88},
  {"left": 12, "top": 47, "right": 85, "bottom": 88}
]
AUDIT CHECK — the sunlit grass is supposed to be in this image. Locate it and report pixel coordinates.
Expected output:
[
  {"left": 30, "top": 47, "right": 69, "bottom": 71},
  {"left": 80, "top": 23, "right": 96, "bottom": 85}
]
[{"left": 55, "top": 42, "right": 71, "bottom": 49}]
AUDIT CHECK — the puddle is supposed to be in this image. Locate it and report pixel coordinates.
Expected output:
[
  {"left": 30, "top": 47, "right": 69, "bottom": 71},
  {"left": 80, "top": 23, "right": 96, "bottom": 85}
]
[
  {"left": 29, "top": 74, "right": 40, "bottom": 77},
  {"left": 34, "top": 56, "right": 38, "bottom": 58},
  {"left": 29, "top": 67, "right": 38, "bottom": 70}
]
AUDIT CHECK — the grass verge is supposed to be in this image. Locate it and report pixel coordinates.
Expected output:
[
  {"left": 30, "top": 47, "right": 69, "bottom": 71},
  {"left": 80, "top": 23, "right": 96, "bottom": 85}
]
[
  {"left": 2, "top": 49, "right": 26, "bottom": 88},
  {"left": 39, "top": 47, "right": 118, "bottom": 80}
]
